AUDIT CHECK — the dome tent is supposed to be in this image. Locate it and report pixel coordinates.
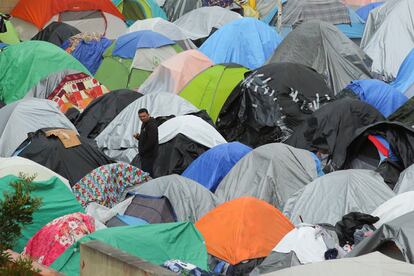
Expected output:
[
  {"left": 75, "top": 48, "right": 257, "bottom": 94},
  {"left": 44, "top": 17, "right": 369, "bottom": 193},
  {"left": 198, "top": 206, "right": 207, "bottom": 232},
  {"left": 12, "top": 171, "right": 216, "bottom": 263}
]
[
  {"left": 112, "top": 0, "right": 167, "bottom": 25},
  {"left": 0, "top": 14, "right": 20, "bottom": 44},
  {"left": 31, "top": 21, "right": 80, "bottom": 46}
]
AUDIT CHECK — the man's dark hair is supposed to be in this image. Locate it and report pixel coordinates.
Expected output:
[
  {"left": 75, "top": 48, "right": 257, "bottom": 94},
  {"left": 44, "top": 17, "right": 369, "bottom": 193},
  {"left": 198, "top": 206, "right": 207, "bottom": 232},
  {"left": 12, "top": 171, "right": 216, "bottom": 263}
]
[{"left": 138, "top": 108, "right": 149, "bottom": 114}]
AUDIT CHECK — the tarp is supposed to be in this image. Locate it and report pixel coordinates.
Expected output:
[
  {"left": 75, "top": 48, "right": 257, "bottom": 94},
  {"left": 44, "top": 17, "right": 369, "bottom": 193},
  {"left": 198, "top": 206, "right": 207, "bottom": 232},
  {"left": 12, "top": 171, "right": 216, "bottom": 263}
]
[
  {"left": 0, "top": 41, "right": 89, "bottom": 104},
  {"left": 346, "top": 79, "right": 408, "bottom": 117},
  {"left": 126, "top": 174, "right": 218, "bottom": 222},
  {"left": 0, "top": 175, "right": 84, "bottom": 252},
  {"left": 200, "top": 18, "right": 282, "bottom": 69},
  {"left": 31, "top": 21, "right": 80, "bottom": 46},
  {"left": 372, "top": 191, "right": 414, "bottom": 228},
  {"left": 51, "top": 222, "right": 208, "bottom": 275},
  {"left": 215, "top": 143, "right": 318, "bottom": 210},
  {"left": 283, "top": 170, "right": 395, "bottom": 225},
  {"left": 269, "top": 21, "right": 372, "bottom": 94},
  {"left": 182, "top": 142, "right": 252, "bottom": 192},
  {"left": 391, "top": 49, "right": 414, "bottom": 97},
  {"left": 0, "top": 99, "right": 77, "bottom": 157}
]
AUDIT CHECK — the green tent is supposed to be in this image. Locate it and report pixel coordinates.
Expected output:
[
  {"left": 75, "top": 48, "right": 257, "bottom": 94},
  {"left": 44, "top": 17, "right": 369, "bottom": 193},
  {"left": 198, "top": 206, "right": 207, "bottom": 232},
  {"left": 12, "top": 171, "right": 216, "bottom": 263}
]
[
  {"left": 0, "top": 14, "right": 20, "bottom": 44},
  {"left": 95, "top": 41, "right": 182, "bottom": 91},
  {"left": 51, "top": 222, "right": 208, "bottom": 275},
  {"left": 112, "top": 0, "right": 167, "bottom": 25},
  {"left": 0, "top": 41, "right": 89, "bottom": 104},
  {"left": 0, "top": 175, "right": 84, "bottom": 252},
  {"left": 179, "top": 64, "right": 248, "bottom": 122}
]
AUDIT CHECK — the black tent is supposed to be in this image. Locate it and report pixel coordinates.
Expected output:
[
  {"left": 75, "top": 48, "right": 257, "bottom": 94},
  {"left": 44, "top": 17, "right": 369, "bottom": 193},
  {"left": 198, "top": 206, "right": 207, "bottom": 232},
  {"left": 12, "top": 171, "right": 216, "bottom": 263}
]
[
  {"left": 17, "top": 129, "right": 113, "bottom": 186},
  {"left": 217, "top": 62, "right": 333, "bottom": 148},
  {"left": 75, "top": 89, "right": 143, "bottom": 139},
  {"left": 31, "top": 22, "right": 81, "bottom": 46},
  {"left": 388, "top": 97, "right": 414, "bottom": 127}
]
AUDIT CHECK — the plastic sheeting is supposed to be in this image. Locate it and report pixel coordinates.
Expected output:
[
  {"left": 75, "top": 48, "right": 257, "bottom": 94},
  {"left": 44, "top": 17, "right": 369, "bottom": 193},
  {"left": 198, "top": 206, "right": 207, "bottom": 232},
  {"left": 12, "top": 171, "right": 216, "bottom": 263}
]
[
  {"left": 215, "top": 143, "right": 318, "bottom": 210},
  {"left": 283, "top": 170, "right": 395, "bottom": 225}
]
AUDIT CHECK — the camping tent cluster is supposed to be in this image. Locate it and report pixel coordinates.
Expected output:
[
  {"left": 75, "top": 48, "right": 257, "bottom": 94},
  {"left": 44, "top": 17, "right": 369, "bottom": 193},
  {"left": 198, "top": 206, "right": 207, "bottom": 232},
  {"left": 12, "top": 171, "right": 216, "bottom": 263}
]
[{"left": 2, "top": 0, "right": 414, "bottom": 275}]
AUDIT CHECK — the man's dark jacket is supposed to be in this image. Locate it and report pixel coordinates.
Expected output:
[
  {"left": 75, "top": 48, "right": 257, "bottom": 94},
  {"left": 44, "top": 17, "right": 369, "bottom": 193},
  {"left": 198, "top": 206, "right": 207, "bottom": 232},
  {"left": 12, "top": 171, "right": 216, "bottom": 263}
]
[{"left": 139, "top": 117, "right": 159, "bottom": 158}]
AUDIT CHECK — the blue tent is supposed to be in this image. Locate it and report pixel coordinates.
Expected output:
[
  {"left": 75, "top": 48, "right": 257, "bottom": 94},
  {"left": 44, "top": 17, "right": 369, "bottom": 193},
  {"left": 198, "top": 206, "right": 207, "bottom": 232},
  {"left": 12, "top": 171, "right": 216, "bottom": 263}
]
[
  {"left": 391, "top": 48, "right": 414, "bottom": 97},
  {"left": 182, "top": 142, "right": 252, "bottom": 192},
  {"left": 62, "top": 37, "right": 112, "bottom": 75},
  {"left": 113, "top": 30, "right": 175, "bottom": 59},
  {"left": 200, "top": 18, "right": 282, "bottom": 69},
  {"left": 347, "top": 79, "right": 408, "bottom": 117},
  {"left": 336, "top": 8, "right": 365, "bottom": 39},
  {"left": 356, "top": 2, "right": 383, "bottom": 21}
]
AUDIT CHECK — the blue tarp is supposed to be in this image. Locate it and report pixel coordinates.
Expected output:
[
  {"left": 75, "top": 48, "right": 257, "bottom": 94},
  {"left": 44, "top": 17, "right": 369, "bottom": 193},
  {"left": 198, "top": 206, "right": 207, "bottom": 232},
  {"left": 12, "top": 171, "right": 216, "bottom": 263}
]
[
  {"left": 356, "top": 2, "right": 383, "bottom": 21},
  {"left": 62, "top": 37, "right": 112, "bottom": 75},
  {"left": 336, "top": 8, "right": 365, "bottom": 39},
  {"left": 391, "top": 48, "right": 414, "bottom": 97},
  {"left": 182, "top": 142, "right": 252, "bottom": 192},
  {"left": 200, "top": 18, "right": 282, "bottom": 69},
  {"left": 347, "top": 79, "right": 408, "bottom": 117},
  {"left": 113, "top": 30, "right": 174, "bottom": 59}
]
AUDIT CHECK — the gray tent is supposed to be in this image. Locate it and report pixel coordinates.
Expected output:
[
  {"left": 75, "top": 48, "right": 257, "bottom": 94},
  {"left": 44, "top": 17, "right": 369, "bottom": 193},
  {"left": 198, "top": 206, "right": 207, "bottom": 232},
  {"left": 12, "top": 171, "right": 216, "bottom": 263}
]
[
  {"left": 268, "top": 20, "right": 372, "bottom": 94},
  {"left": 283, "top": 170, "right": 395, "bottom": 225},
  {"left": 0, "top": 98, "right": 77, "bottom": 157},
  {"left": 125, "top": 174, "right": 219, "bottom": 222},
  {"left": 163, "top": 0, "right": 201, "bottom": 21},
  {"left": 215, "top": 143, "right": 318, "bottom": 210},
  {"left": 347, "top": 211, "right": 414, "bottom": 264},
  {"left": 393, "top": 164, "right": 414, "bottom": 194}
]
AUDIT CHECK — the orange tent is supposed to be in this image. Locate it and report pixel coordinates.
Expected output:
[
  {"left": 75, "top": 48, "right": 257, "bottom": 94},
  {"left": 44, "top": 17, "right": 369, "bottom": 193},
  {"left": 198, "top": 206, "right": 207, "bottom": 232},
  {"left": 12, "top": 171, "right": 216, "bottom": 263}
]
[
  {"left": 195, "top": 197, "right": 294, "bottom": 265},
  {"left": 11, "top": 0, "right": 124, "bottom": 29}
]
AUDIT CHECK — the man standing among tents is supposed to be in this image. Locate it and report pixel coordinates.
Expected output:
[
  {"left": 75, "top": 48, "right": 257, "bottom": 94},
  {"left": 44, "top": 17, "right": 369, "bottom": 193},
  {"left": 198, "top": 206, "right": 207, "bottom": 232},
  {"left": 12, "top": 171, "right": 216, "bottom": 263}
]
[{"left": 134, "top": 108, "right": 158, "bottom": 176}]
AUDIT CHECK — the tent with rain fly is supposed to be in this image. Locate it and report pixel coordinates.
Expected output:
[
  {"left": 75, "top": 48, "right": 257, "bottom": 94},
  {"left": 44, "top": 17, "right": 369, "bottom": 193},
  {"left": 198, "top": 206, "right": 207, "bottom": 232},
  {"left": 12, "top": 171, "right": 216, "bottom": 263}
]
[
  {"left": 126, "top": 174, "right": 218, "bottom": 222},
  {"left": 95, "top": 30, "right": 182, "bottom": 90},
  {"left": 162, "top": 0, "right": 202, "bottom": 21},
  {"left": 0, "top": 14, "right": 20, "bottom": 44},
  {"left": 179, "top": 64, "right": 248, "bottom": 122},
  {"left": 215, "top": 143, "right": 319, "bottom": 210},
  {"left": 283, "top": 169, "right": 394, "bottom": 225},
  {"left": 74, "top": 89, "right": 143, "bottom": 139},
  {"left": 0, "top": 99, "right": 77, "bottom": 157},
  {"left": 0, "top": 175, "right": 84, "bottom": 252},
  {"left": 200, "top": 18, "right": 282, "bottom": 69},
  {"left": 51, "top": 222, "right": 208, "bottom": 275},
  {"left": 182, "top": 142, "right": 252, "bottom": 192},
  {"left": 217, "top": 62, "right": 333, "bottom": 148},
  {"left": 0, "top": 41, "right": 89, "bottom": 104},
  {"left": 391, "top": 49, "right": 414, "bottom": 97},
  {"left": 10, "top": 0, "right": 126, "bottom": 40},
  {"left": 112, "top": 0, "right": 167, "bottom": 25},
  {"left": 268, "top": 20, "right": 372, "bottom": 94},
  {"left": 138, "top": 50, "right": 213, "bottom": 95},
  {"left": 17, "top": 129, "right": 113, "bottom": 186},
  {"left": 31, "top": 22, "right": 80, "bottom": 46}
]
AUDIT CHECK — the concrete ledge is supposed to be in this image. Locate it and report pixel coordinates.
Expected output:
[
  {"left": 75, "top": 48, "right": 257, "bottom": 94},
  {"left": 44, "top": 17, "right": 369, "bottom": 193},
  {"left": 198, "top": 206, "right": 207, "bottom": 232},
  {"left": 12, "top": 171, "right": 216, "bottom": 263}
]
[{"left": 80, "top": 240, "right": 175, "bottom": 276}]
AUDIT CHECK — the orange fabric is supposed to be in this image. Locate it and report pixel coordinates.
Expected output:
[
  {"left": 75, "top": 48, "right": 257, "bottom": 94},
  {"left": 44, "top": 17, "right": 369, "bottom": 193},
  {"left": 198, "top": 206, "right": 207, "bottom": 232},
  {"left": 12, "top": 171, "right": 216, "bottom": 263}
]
[
  {"left": 11, "top": 0, "right": 124, "bottom": 29},
  {"left": 195, "top": 197, "right": 293, "bottom": 265}
]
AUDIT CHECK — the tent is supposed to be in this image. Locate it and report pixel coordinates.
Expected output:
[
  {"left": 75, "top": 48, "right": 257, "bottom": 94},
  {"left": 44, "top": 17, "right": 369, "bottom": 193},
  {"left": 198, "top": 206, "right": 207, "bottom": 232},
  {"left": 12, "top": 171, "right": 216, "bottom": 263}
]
[
  {"left": 182, "top": 142, "right": 252, "bottom": 192},
  {"left": 361, "top": 0, "right": 414, "bottom": 81},
  {"left": 394, "top": 165, "right": 414, "bottom": 194},
  {"left": 196, "top": 197, "right": 293, "bottom": 266},
  {"left": 391, "top": 49, "right": 414, "bottom": 97},
  {"left": 217, "top": 62, "right": 333, "bottom": 148},
  {"left": 0, "top": 99, "right": 77, "bottom": 157},
  {"left": 74, "top": 89, "right": 143, "bottom": 139},
  {"left": 95, "top": 93, "right": 200, "bottom": 162},
  {"left": 344, "top": 0, "right": 383, "bottom": 7},
  {"left": 268, "top": 21, "right": 372, "bottom": 94},
  {"left": 95, "top": 31, "right": 182, "bottom": 90},
  {"left": 10, "top": 0, "right": 126, "bottom": 40},
  {"left": 356, "top": 2, "right": 384, "bottom": 21},
  {"left": 112, "top": 0, "right": 167, "bottom": 25},
  {"left": 347, "top": 211, "right": 414, "bottom": 263},
  {"left": 345, "top": 80, "right": 408, "bottom": 117},
  {"left": 0, "top": 14, "right": 20, "bottom": 44},
  {"left": 283, "top": 169, "right": 395, "bottom": 225},
  {"left": 215, "top": 143, "right": 319, "bottom": 210},
  {"left": 372, "top": 192, "right": 414, "bottom": 228},
  {"left": 162, "top": 0, "right": 202, "bottom": 21},
  {"left": 31, "top": 21, "right": 80, "bottom": 46},
  {"left": 138, "top": 50, "right": 213, "bottom": 95},
  {"left": 51, "top": 222, "right": 208, "bottom": 275},
  {"left": 287, "top": 98, "right": 385, "bottom": 171},
  {"left": 126, "top": 174, "right": 218, "bottom": 222},
  {"left": 174, "top": 6, "right": 242, "bottom": 41},
  {"left": 200, "top": 18, "right": 282, "bottom": 69},
  {"left": 0, "top": 175, "right": 84, "bottom": 252},
  {"left": 17, "top": 129, "right": 113, "bottom": 186},
  {"left": 0, "top": 41, "right": 89, "bottom": 104},
  {"left": 179, "top": 64, "right": 248, "bottom": 122},
  {"left": 266, "top": 252, "right": 414, "bottom": 276}
]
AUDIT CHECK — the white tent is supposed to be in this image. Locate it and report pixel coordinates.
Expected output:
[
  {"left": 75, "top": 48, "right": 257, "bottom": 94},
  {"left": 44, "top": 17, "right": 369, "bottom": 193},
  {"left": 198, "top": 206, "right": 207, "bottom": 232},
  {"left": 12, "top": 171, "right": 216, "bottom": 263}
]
[{"left": 372, "top": 191, "right": 414, "bottom": 228}]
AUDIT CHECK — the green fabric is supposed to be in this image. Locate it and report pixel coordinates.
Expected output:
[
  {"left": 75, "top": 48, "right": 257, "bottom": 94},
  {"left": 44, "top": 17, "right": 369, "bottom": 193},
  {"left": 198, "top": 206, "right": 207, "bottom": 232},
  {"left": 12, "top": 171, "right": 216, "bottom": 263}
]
[
  {"left": 0, "top": 41, "right": 89, "bottom": 104},
  {"left": 123, "top": 0, "right": 146, "bottom": 21},
  {"left": 0, "top": 16, "right": 20, "bottom": 44},
  {"left": 51, "top": 222, "right": 208, "bottom": 275},
  {"left": 0, "top": 175, "right": 84, "bottom": 252},
  {"left": 180, "top": 65, "right": 248, "bottom": 122}
]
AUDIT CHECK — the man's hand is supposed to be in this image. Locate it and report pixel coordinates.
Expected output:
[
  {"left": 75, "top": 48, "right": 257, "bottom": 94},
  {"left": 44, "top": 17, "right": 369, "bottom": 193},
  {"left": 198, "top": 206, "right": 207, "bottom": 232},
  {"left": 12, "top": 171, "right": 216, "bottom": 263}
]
[{"left": 133, "top": 133, "right": 140, "bottom": 140}]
